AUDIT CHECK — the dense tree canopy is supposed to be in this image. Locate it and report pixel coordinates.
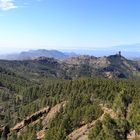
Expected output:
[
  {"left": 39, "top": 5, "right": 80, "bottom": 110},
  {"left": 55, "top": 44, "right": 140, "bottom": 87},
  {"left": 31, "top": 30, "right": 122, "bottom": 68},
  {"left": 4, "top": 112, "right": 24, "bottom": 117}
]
[{"left": 0, "top": 65, "right": 140, "bottom": 140}]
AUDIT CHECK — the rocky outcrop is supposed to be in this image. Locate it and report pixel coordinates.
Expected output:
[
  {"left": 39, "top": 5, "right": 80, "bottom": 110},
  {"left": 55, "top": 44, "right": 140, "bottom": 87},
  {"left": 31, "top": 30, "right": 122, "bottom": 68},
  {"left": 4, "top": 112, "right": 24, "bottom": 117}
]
[
  {"left": 12, "top": 107, "right": 50, "bottom": 132},
  {"left": 11, "top": 101, "right": 67, "bottom": 140},
  {"left": 43, "top": 101, "right": 66, "bottom": 125},
  {"left": 127, "top": 130, "right": 140, "bottom": 140},
  {"left": 37, "top": 130, "right": 46, "bottom": 140},
  {"left": 63, "top": 55, "right": 97, "bottom": 65},
  {"left": 127, "top": 130, "right": 136, "bottom": 140},
  {"left": 37, "top": 101, "right": 67, "bottom": 140},
  {"left": 100, "top": 104, "right": 117, "bottom": 119},
  {"left": 68, "top": 105, "right": 117, "bottom": 140}
]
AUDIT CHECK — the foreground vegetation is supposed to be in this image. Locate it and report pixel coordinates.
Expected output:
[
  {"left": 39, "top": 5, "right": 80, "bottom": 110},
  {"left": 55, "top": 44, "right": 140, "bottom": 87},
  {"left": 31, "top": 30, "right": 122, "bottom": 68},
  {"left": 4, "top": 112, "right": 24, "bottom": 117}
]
[{"left": 0, "top": 72, "right": 140, "bottom": 139}]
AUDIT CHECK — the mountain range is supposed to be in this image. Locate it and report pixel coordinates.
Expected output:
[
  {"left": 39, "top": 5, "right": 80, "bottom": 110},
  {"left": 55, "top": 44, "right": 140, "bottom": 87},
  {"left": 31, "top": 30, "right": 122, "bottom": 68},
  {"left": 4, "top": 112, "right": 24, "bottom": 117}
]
[
  {"left": 0, "top": 51, "right": 140, "bottom": 80},
  {"left": 0, "top": 49, "right": 77, "bottom": 60}
]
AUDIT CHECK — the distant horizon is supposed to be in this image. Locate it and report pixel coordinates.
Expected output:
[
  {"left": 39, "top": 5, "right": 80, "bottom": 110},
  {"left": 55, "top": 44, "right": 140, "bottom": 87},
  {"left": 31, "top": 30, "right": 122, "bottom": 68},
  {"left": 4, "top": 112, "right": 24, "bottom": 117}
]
[{"left": 1, "top": 45, "right": 140, "bottom": 58}]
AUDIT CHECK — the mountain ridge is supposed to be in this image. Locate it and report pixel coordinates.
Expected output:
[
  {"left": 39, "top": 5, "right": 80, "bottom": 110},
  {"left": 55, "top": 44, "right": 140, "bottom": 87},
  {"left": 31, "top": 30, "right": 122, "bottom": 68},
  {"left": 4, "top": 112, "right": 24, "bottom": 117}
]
[
  {"left": 0, "top": 53, "right": 140, "bottom": 80},
  {"left": 0, "top": 49, "right": 77, "bottom": 60}
]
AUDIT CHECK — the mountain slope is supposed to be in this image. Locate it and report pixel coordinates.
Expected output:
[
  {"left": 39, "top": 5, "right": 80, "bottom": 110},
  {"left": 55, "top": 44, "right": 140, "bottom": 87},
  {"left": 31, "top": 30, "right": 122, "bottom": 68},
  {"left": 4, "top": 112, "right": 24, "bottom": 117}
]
[
  {"left": 62, "top": 54, "right": 140, "bottom": 78},
  {"left": 0, "top": 54, "right": 140, "bottom": 140},
  {"left": 0, "top": 53, "right": 140, "bottom": 81},
  {"left": 0, "top": 58, "right": 67, "bottom": 81},
  {"left": 1, "top": 78, "right": 140, "bottom": 140}
]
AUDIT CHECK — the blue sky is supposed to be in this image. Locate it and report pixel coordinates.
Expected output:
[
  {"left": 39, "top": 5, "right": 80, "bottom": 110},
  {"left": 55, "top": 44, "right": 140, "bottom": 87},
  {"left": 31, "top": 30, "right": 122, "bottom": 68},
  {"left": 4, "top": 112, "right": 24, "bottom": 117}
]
[{"left": 0, "top": 0, "right": 140, "bottom": 54}]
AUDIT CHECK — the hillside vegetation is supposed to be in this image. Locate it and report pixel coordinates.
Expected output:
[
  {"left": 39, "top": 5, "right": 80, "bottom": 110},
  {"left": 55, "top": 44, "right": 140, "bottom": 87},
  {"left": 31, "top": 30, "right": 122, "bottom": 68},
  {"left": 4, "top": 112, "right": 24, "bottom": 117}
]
[{"left": 0, "top": 54, "right": 140, "bottom": 140}]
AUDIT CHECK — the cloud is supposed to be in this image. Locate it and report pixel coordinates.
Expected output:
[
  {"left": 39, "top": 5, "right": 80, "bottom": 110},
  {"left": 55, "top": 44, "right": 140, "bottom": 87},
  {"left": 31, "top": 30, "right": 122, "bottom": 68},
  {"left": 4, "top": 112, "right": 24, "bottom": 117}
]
[{"left": 0, "top": 0, "right": 18, "bottom": 11}]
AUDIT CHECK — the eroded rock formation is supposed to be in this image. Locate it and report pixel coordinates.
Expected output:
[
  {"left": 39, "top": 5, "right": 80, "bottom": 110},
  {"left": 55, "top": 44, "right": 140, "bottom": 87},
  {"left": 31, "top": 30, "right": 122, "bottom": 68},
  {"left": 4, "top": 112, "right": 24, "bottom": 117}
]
[{"left": 12, "top": 107, "right": 50, "bottom": 132}]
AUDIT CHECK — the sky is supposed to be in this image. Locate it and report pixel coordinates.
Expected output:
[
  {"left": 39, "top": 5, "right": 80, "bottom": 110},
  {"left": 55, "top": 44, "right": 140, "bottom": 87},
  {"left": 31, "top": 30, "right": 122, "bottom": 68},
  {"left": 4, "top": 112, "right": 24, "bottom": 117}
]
[{"left": 0, "top": 0, "right": 140, "bottom": 55}]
